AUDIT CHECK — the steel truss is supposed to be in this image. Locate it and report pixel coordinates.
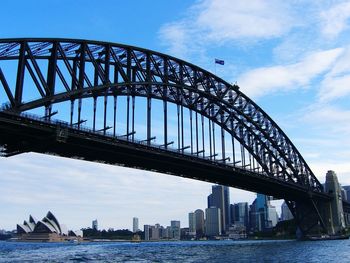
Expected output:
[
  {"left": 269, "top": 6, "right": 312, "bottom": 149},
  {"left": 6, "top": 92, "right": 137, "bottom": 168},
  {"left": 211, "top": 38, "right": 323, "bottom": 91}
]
[{"left": 0, "top": 38, "right": 323, "bottom": 193}]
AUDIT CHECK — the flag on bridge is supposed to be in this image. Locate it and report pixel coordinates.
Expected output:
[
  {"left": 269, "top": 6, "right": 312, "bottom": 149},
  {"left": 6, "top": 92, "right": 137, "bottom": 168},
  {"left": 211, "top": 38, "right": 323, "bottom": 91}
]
[{"left": 215, "top": 58, "right": 224, "bottom": 65}]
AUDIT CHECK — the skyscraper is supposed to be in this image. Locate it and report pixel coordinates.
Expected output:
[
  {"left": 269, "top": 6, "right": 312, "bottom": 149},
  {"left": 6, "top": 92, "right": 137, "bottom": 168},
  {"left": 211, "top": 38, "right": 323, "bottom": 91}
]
[
  {"left": 232, "top": 202, "right": 249, "bottom": 228},
  {"left": 133, "top": 217, "right": 139, "bottom": 233},
  {"left": 144, "top": 225, "right": 150, "bottom": 241},
  {"left": 205, "top": 207, "right": 221, "bottom": 237},
  {"left": 223, "top": 186, "right": 230, "bottom": 230},
  {"left": 194, "top": 209, "right": 205, "bottom": 238},
  {"left": 281, "top": 201, "right": 293, "bottom": 221},
  {"left": 92, "top": 219, "right": 98, "bottom": 231},
  {"left": 250, "top": 194, "right": 278, "bottom": 231},
  {"left": 208, "top": 185, "right": 229, "bottom": 233},
  {"left": 170, "top": 220, "right": 181, "bottom": 240},
  {"left": 188, "top": 212, "right": 196, "bottom": 235},
  {"left": 342, "top": 186, "right": 350, "bottom": 202}
]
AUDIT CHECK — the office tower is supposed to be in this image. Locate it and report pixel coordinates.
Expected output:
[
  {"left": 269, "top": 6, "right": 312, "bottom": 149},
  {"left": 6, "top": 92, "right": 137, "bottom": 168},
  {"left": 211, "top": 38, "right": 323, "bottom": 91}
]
[
  {"left": 188, "top": 212, "right": 196, "bottom": 234},
  {"left": 342, "top": 186, "right": 350, "bottom": 202},
  {"left": 92, "top": 219, "right": 98, "bottom": 231},
  {"left": 133, "top": 217, "right": 139, "bottom": 233},
  {"left": 144, "top": 225, "right": 150, "bottom": 241},
  {"left": 230, "top": 204, "right": 235, "bottom": 225},
  {"left": 281, "top": 201, "right": 293, "bottom": 221},
  {"left": 205, "top": 207, "right": 221, "bottom": 236},
  {"left": 194, "top": 209, "right": 205, "bottom": 238},
  {"left": 341, "top": 187, "right": 348, "bottom": 201},
  {"left": 223, "top": 186, "right": 230, "bottom": 230},
  {"left": 249, "top": 199, "right": 260, "bottom": 232},
  {"left": 266, "top": 204, "right": 278, "bottom": 228},
  {"left": 232, "top": 202, "right": 249, "bottom": 228},
  {"left": 151, "top": 224, "right": 160, "bottom": 240},
  {"left": 208, "top": 185, "right": 227, "bottom": 232},
  {"left": 170, "top": 220, "right": 181, "bottom": 240},
  {"left": 250, "top": 194, "right": 278, "bottom": 231}
]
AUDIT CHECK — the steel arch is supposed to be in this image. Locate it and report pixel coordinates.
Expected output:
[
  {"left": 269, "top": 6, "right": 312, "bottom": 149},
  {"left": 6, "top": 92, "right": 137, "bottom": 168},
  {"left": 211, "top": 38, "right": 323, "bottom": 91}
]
[{"left": 0, "top": 38, "right": 322, "bottom": 193}]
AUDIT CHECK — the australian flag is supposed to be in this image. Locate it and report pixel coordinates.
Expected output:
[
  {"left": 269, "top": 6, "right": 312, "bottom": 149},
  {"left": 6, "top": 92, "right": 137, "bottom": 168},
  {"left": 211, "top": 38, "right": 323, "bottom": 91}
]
[{"left": 215, "top": 58, "right": 224, "bottom": 65}]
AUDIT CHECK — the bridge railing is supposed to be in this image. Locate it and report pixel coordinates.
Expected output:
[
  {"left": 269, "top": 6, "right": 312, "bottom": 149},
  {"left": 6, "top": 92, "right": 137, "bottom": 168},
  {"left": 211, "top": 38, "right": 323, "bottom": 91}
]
[{"left": 0, "top": 106, "right": 269, "bottom": 177}]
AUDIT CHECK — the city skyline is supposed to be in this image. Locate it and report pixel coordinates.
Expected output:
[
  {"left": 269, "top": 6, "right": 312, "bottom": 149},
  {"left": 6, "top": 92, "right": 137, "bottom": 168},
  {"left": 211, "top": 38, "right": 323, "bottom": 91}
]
[{"left": 1, "top": 0, "right": 350, "bottom": 231}]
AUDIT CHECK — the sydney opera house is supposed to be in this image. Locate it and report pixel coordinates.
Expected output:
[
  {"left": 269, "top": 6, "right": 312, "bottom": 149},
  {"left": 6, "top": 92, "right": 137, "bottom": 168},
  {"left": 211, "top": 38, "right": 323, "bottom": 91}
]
[{"left": 17, "top": 211, "right": 82, "bottom": 242}]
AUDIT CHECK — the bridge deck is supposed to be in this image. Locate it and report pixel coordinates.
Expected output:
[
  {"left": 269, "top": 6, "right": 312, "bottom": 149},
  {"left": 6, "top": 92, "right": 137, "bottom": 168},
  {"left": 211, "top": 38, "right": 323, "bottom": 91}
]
[{"left": 0, "top": 111, "right": 331, "bottom": 202}]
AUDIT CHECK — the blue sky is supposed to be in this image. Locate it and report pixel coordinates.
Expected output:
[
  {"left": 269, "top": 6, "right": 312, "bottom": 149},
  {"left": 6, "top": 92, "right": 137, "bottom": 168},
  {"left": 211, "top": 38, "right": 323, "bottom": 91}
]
[{"left": 1, "top": 0, "right": 350, "bottom": 231}]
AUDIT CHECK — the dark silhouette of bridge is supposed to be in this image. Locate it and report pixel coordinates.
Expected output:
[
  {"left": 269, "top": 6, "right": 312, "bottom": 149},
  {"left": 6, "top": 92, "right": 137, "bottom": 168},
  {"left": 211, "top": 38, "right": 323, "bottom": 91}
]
[{"left": 0, "top": 38, "right": 348, "bottom": 238}]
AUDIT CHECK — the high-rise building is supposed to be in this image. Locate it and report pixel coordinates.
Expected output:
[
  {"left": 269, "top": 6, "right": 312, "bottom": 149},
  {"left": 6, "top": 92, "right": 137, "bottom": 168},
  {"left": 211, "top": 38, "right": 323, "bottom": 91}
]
[
  {"left": 250, "top": 194, "right": 278, "bottom": 231},
  {"left": 341, "top": 187, "right": 348, "bottom": 201},
  {"left": 170, "top": 220, "right": 181, "bottom": 240},
  {"left": 342, "top": 186, "right": 350, "bottom": 202},
  {"left": 133, "top": 217, "right": 139, "bottom": 233},
  {"left": 205, "top": 207, "right": 221, "bottom": 236},
  {"left": 223, "top": 186, "right": 230, "bottom": 230},
  {"left": 92, "top": 219, "right": 98, "bottom": 231},
  {"left": 188, "top": 212, "right": 196, "bottom": 235},
  {"left": 249, "top": 199, "right": 260, "bottom": 232},
  {"left": 232, "top": 202, "right": 249, "bottom": 228},
  {"left": 144, "top": 225, "right": 150, "bottom": 241},
  {"left": 194, "top": 209, "right": 205, "bottom": 238},
  {"left": 208, "top": 185, "right": 229, "bottom": 233},
  {"left": 281, "top": 201, "right": 293, "bottom": 221},
  {"left": 266, "top": 204, "right": 278, "bottom": 228}
]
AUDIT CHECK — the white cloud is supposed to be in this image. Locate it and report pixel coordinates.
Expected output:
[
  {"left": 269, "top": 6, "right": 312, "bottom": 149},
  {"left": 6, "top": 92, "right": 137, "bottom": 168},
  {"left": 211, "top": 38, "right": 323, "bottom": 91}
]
[
  {"left": 237, "top": 48, "right": 343, "bottom": 98},
  {"left": 159, "top": 0, "right": 295, "bottom": 58},
  {"left": 195, "top": 0, "right": 293, "bottom": 41},
  {"left": 301, "top": 105, "right": 350, "bottom": 136},
  {"left": 159, "top": 22, "right": 190, "bottom": 59},
  {"left": 290, "top": 104, "right": 350, "bottom": 183},
  {"left": 318, "top": 46, "right": 350, "bottom": 102},
  {"left": 320, "top": 1, "right": 350, "bottom": 38}
]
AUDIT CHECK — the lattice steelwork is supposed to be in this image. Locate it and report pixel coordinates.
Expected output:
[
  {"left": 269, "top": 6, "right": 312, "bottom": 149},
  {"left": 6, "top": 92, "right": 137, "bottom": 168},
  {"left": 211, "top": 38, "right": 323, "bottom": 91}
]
[{"left": 0, "top": 38, "right": 323, "bottom": 193}]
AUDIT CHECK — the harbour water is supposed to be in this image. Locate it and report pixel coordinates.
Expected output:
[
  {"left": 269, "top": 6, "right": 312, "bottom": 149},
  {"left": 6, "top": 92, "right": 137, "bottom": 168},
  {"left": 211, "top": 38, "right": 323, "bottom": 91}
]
[{"left": 1, "top": 239, "right": 350, "bottom": 262}]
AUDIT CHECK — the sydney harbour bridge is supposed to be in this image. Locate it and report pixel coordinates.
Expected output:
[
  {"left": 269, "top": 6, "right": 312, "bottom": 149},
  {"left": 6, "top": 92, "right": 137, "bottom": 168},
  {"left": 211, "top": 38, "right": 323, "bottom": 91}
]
[{"left": 0, "top": 38, "right": 348, "bottom": 238}]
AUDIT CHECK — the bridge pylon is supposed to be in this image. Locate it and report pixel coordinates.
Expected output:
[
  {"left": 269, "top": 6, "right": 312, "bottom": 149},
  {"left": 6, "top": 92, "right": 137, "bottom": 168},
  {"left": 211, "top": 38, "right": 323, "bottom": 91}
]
[
  {"left": 324, "top": 170, "right": 346, "bottom": 234},
  {"left": 287, "top": 170, "right": 346, "bottom": 239}
]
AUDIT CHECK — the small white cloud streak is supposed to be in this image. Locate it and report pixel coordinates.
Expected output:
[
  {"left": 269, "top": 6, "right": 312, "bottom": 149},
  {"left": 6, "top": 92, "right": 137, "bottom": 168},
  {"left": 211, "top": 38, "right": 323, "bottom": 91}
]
[
  {"left": 196, "top": 0, "right": 293, "bottom": 41},
  {"left": 320, "top": 1, "right": 350, "bottom": 39},
  {"left": 159, "top": 0, "right": 295, "bottom": 59},
  {"left": 318, "top": 46, "right": 350, "bottom": 102},
  {"left": 238, "top": 48, "right": 343, "bottom": 98}
]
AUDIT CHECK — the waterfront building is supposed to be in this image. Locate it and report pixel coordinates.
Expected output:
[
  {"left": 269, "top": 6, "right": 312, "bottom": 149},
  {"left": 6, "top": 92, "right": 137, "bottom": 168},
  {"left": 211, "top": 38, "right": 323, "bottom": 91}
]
[
  {"left": 188, "top": 212, "right": 196, "bottom": 236},
  {"left": 232, "top": 202, "right": 249, "bottom": 228},
  {"left": 170, "top": 220, "right": 181, "bottom": 240},
  {"left": 132, "top": 217, "right": 139, "bottom": 233},
  {"left": 223, "top": 186, "right": 231, "bottom": 231},
  {"left": 227, "top": 224, "right": 247, "bottom": 239},
  {"left": 164, "top": 226, "right": 171, "bottom": 239},
  {"left": 342, "top": 186, "right": 350, "bottom": 202},
  {"left": 205, "top": 207, "right": 221, "bottom": 237},
  {"left": 230, "top": 204, "right": 235, "bottom": 226},
  {"left": 281, "top": 201, "right": 293, "bottom": 221},
  {"left": 208, "top": 185, "right": 228, "bottom": 233},
  {"left": 194, "top": 209, "right": 205, "bottom": 238},
  {"left": 16, "top": 211, "right": 82, "bottom": 242},
  {"left": 144, "top": 225, "right": 150, "bottom": 241},
  {"left": 151, "top": 224, "right": 161, "bottom": 240},
  {"left": 92, "top": 219, "right": 98, "bottom": 231},
  {"left": 341, "top": 187, "right": 348, "bottom": 201},
  {"left": 249, "top": 194, "right": 278, "bottom": 231},
  {"left": 249, "top": 199, "right": 260, "bottom": 232}
]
